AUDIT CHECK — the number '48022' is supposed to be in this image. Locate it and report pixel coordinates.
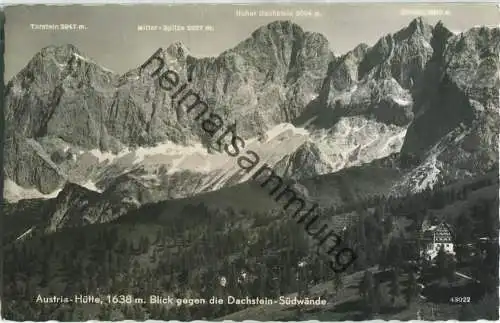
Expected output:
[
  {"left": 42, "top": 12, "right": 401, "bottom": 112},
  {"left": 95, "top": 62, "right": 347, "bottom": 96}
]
[{"left": 450, "top": 296, "right": 471, "bottom": 303}]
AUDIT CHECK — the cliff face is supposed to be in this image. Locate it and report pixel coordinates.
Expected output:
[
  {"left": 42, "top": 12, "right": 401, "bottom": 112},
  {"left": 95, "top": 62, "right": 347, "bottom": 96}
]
[
  {"left": 185, "top": 21, "right": 333, "bottom": 139},
  {"left": 398, "top": 26, "right": 500, "bottom": 190},
  {"left": 315, "top": 17, "right": 435, "bottom": 128},
  {"left": 4, "top": 18, "right": 499, "bottom": 209},
  {"left": 5, "top": 45, "right": 119, "bottom": 149}
]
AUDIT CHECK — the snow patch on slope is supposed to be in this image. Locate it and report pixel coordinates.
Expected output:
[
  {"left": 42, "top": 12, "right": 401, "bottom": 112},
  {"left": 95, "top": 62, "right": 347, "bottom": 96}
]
[
  {"left": 5, "top": 118, "right": 408, "bottom": 202},
  {"left": 231, "top": 123, "right": 310, "bottom": 185},
  {"left": 79, "top": 180, "right": 103, "bottom": 193},
  {"left": 132, "top": 142, "right": 208, "bottom": 164},
  {"left": 413, "top": 155, "right": 442, "bottom": 192},
  {"left": 4, "top": 179, "right": 62, "bottom": 202},
  {"left": 72, "top": 52, "right": 115, "bottom": 73},
  {"left": 84, "top": 123, "right": 308, "bottom": 193},
  {"left": 88, "top": 148, "right": 130, "bottom": 163},
  {"left": 392, "top": 96, "right": 412, "bottom": 106},
  {"left": 72, "top": 53, "right": 90, "bottom": 62},
  {"left": 263, "top": 123, "right": 309, "bottom": 142},
  {"left": 88, "top": 120, "right": 407, "bottom": 195},
  {"left": 392, "top": 128, "right": 471, "bottom": 194},
  {"left": 393, "top": 150, "right": 444, "bottom": 195},
  {"left": 311, "top": 116, "right": 407, "bottom": 171}
]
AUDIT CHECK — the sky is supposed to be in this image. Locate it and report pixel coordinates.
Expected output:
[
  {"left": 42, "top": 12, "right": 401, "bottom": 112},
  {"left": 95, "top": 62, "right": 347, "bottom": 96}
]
[{"left": 4, "top": 2, "right": 499, "bottom": 81}]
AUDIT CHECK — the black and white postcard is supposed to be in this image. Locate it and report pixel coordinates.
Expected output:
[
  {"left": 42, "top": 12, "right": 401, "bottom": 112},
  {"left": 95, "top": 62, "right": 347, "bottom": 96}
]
[{"left": 1, "top": 2, "right": 499, "bottom": 321}]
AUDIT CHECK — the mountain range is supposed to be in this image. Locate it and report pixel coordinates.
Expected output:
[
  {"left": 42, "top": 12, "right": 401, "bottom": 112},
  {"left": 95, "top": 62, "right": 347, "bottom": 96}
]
[
  {"left": 3, "top": 17, "right": 499, "bottom": 235},
  {"left": 2, "top": 16, "right": 499, "bottom": 322}
]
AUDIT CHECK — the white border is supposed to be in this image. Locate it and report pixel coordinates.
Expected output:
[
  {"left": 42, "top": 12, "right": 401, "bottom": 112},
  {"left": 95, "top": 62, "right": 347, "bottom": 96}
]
[
  {"left": 1, "top": 0, "right": 500, "bottom": 5},
  {"left": 1, "top": 1, "right": 499, "bottom": 322},
  {"left": 1, "top": 320, "right": 499, "bottom": 322}
]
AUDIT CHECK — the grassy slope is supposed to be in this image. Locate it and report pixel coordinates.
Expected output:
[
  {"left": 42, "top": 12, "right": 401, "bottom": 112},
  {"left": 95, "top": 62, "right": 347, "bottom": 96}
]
[
  {"left": 218, "top": 265, "right": 462, "bottom": 321},
  {"left": 300, "top": 163, "right": 402, "bottom": 206},
  {"left": 117, "top": 160, "right": 404, "bottom": 224},
  {"left": 215, "top": 172, "right": 498, "bottom": 321},
  {"left": 3, "top": 161, "right": 496, "bottom": 320},
  {"left": 1, "top": 152, "right": 404, "bottom": 248}
]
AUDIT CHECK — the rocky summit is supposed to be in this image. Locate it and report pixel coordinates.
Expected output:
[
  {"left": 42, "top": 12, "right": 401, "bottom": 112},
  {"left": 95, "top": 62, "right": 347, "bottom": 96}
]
[{"left": 3, "top": 18, "right": 499, "bottom": 227}]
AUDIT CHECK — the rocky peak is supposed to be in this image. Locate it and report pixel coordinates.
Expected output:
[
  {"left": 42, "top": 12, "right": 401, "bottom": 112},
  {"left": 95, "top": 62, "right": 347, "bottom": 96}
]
[
  {"left": 444, "top": 26, "right": 499, "bottom": 91},
  {"left": 232, "top": 19, "right": 329, "bottom": 62},
  {"left": 318, "top": 18, "right": 437, "bottom": 128},
  {"left": 19, "top": 44, "right": 107, "bottom": 77},
  {"left": 8, "top": 43, "right": 116, "bottom": 90},
  {"left": 350, "top": 43, "right": 370, "bottom": 59},
  {"left": 429, "top": 21, "right": 453, "bottom": 56},
  {"left": 409, "top": 16, "right": 426, "bottom": 29},
  {"left": 4, "top": 41, "right": 119, "bottom": 153},
  {"left": 39, "top": 44, "right": 82, "bottom": 63},
  {"left": 433, "top": 21, "right": 453, "bottom": 38},
  {"left": 181, "top": 19, "right": 332, "bottom": 139},
  {"left": 4, "top": 18, "right": 499, "bottom": 211},
  {"left": 459, "top": 25, "right": 500, "bottom": 55},
  {"left": 358, "top": 17, "right": 434, "bottom": 85},
  {"left": 401, "top": 24, "right": 499, "bottom": 178},
  {"left": 327, "top": 43, "right": 370, "bottom": 92},
  {"left": 166, "top": 41, "right": 190, "bottom": 60},
  {"left": 400, "top": 17, "right": 433, "bottom": 39},
  {"left": 251, "top": 20, "right": 305, "bottom": 39},
  {"left": 274, "top": 140, "right": 334, "bottom": 180}
]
